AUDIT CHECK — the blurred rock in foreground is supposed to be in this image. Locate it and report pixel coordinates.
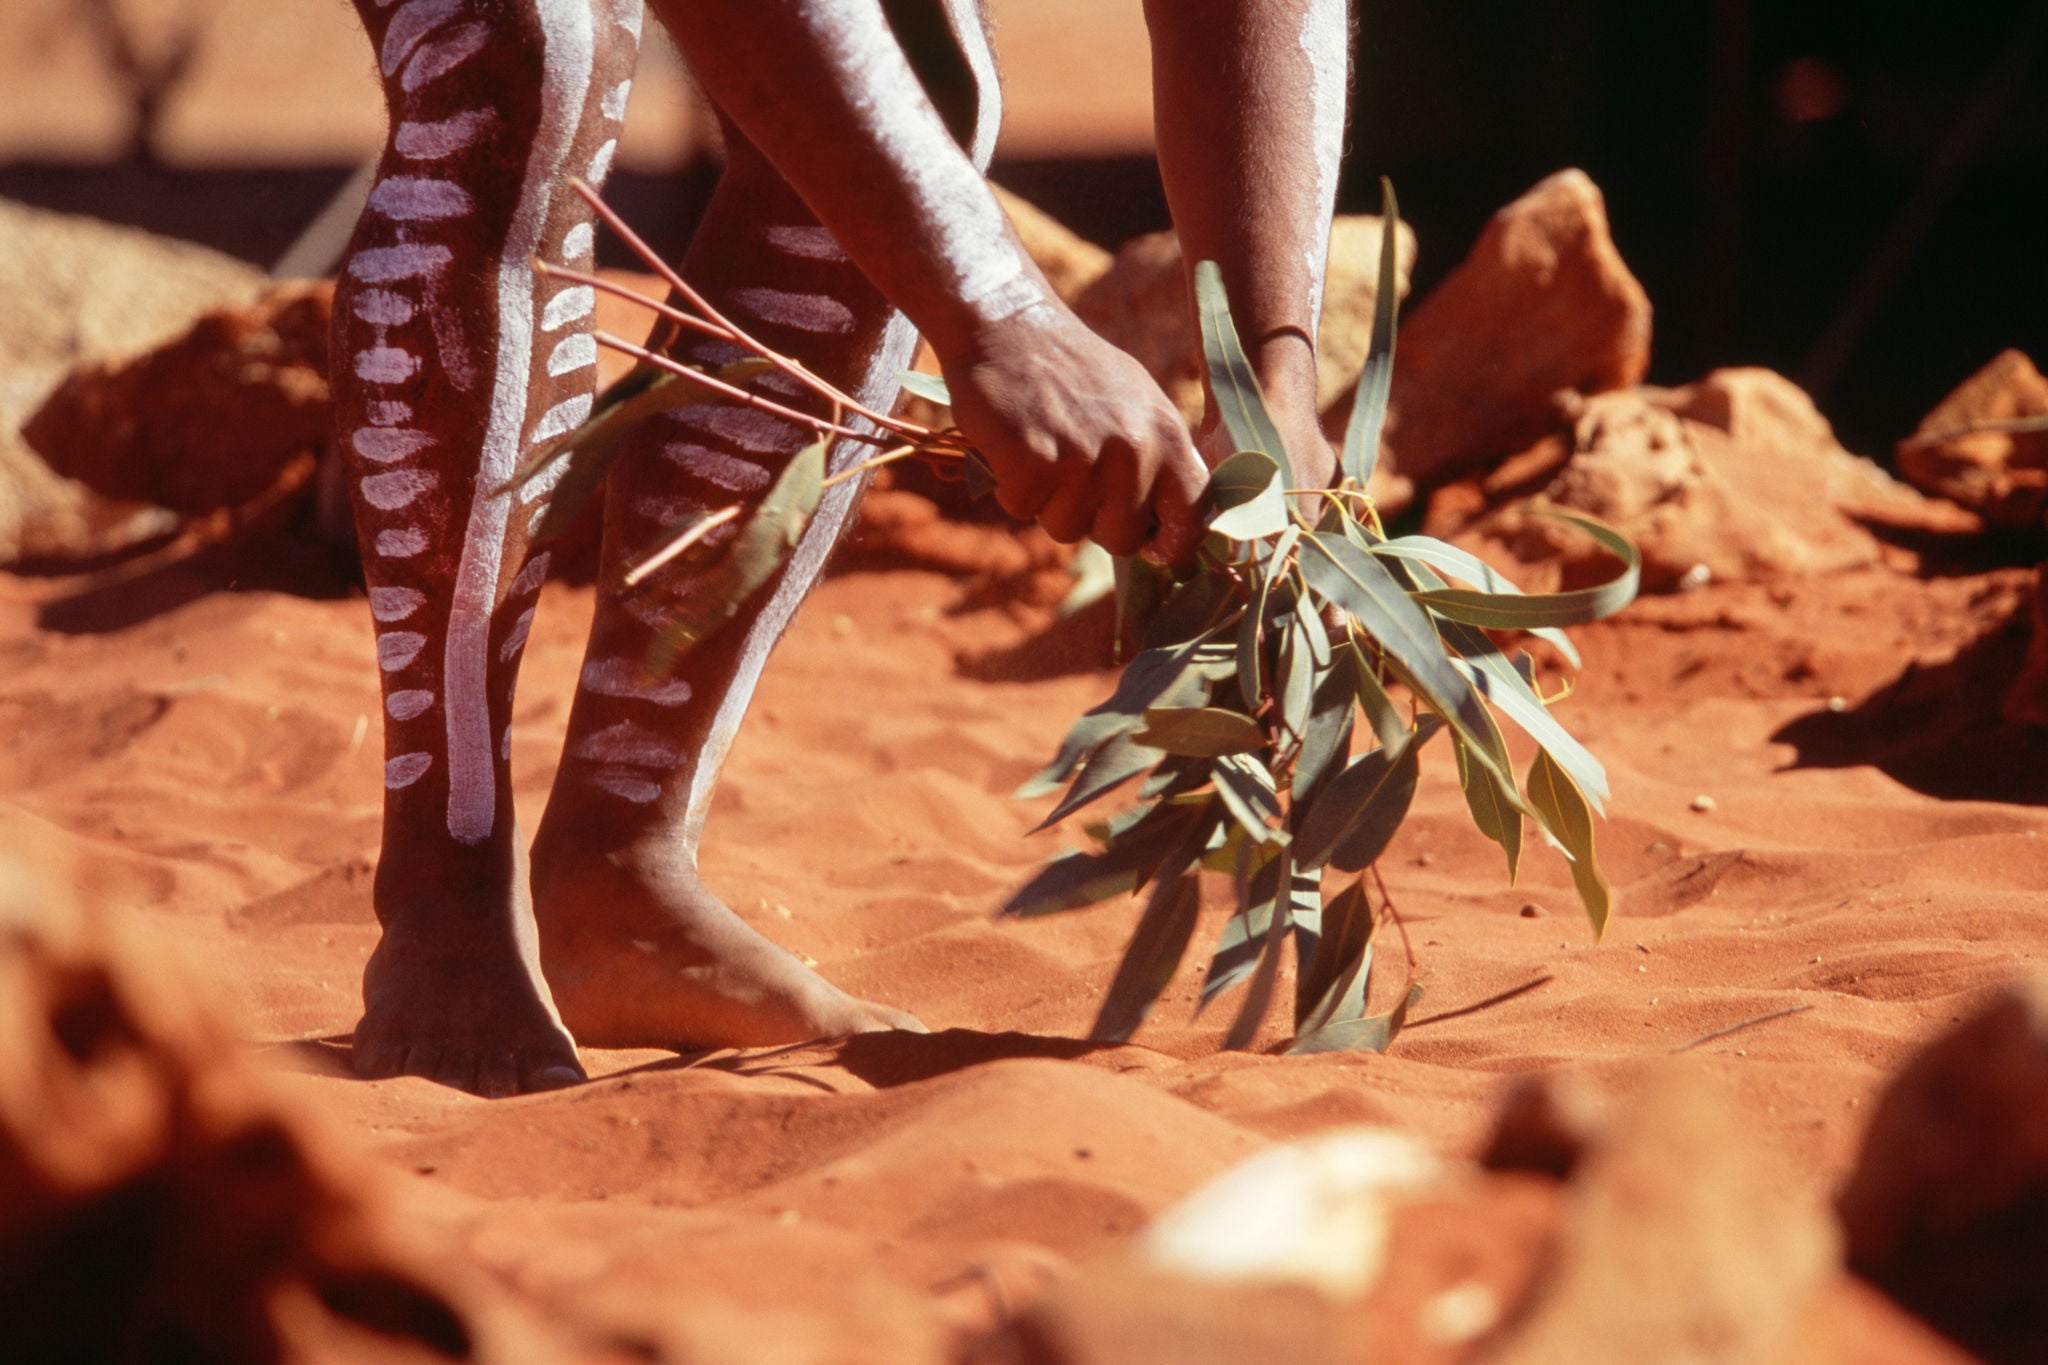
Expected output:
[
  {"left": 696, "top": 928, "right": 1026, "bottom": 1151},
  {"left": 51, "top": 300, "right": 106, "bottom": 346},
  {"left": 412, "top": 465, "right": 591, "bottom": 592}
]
[
  {"left": 0, "top": 848, "right": 555, "bottom": 1364},
  {"left": 1840, "top": 975, "right": 2048, "bottom": 1365}
]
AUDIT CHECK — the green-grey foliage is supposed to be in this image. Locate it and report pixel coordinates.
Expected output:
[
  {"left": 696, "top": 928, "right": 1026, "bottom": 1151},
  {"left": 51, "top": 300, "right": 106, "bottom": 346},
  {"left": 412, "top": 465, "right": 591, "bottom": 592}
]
[{"left": 1000, "top": 180, "right": 1639, "bottom": 1055}]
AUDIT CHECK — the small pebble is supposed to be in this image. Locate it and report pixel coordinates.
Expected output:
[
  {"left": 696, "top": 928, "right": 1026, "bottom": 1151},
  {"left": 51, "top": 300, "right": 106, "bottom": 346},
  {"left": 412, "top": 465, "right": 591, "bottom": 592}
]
[
  {"left": 1826, "top": 695, "right": 1848, "bottom": 712},
  {"left": 1690, "top": 794, "right": 1718, "bottom": 813},
  {"left": 1520, "top": 903, "right": 1547, "bottom": 918}
]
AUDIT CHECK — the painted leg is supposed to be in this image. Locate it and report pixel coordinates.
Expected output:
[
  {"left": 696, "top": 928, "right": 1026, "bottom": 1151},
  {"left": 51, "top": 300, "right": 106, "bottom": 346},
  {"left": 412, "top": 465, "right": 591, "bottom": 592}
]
[
  {"left": 529, "top": 0, "right": 998, "bottom": 1049},
  {"left": 337, "top": 0, "right": 642, "bottom": 1094}
]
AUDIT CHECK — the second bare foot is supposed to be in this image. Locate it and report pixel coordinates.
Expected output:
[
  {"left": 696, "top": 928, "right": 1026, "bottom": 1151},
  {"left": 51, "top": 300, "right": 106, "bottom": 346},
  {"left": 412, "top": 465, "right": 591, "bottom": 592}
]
[{"left": 530, "top": 834, "right": 924, "bottom": 1051}]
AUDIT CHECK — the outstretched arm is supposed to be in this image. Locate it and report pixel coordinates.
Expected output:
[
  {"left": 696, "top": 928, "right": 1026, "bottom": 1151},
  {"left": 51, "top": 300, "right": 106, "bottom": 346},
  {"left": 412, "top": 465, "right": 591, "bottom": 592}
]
[
  {"left": 648, "top": 0, "right": 1209, "bottom": 560},
  {"left": 1145, "top": 0, "right": 1350, "bottom": 489}
]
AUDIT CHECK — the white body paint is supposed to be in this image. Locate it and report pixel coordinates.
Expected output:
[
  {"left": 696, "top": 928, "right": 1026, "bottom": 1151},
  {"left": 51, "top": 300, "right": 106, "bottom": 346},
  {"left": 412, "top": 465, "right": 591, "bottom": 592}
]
[
  {"left": 662, "top": 403, "right": 797, "bottom": 455},
  {"left": 378, "top": 631, "right": 428, "bottom": 671},
  {"left": 381, "top": 0, "right": 463, "bottom": 75},
  {"left": 647, "top": 448, "right": 771, "bottom": 495},
  {"left": 532, "top": 393, "right": 595, "bottom": 442},
  {"left": 442, "top": 0, "right": 595, "bottom": 845},
  {"left": 546, "top": 333, "right": 598, "bottom": 376},
  {"left": 1299, "top": 0, "right": 1348, "bottom": 332},
  {"left": 540, "top": 285, "right": 595, "bottom": 330},
  {"left": 590, "top": 769, "right": 661, "bottom": 803},
  {"left": 396, "top": 109, "right": 494, "bottom": 159},
  {"left": 361, "top": 468, "right": 437, "bottom": 509},
  {"left": 803, "top": 1, "right": 1038, "bottom": 325},
  {"left": 386, "top": 752, "right": 435, "bottom": 788},
  {"left": 376, "top": 527, "right": 428, "bottom": 558},
  {"left": 581, "top": 657, "right": 693, "bottom": 705},
  {"left": 559, "top": 221, "right": 595, "bottom": 260},
  {"left": 368, "top": 176, "right": 475, "bottom": 221},
  {"left": 764, "top": 223, "right": 846, "bottom": 261},
  {"left": 574, "top": 719, "right": 684, "bottom": 767},
  {"left": 728, "top": 285, "right": 856, "bottom": 335},
  {"left": 402, "top": 21, "right": 491, "bottom": 93},
  {"left": 370, "top": 586, "right": 427, "bottom": 621},
  {"left": 353, "top": 288, "right": 417, "bottom": 325},
  {"left": 353, "top": 428, "right": 435, "bottom": 462},
  {"left": 498, "top": 606, "right": 538, "bottom": 663},
  {"left": 507, "top": 550, "right": 552, "bottom": 599},
  {"left": 365, "top": 399, "right": 414, "bottom": 425},
  {"left": 349, "top": 243, "right": 452, "bottom": 283},
  {"left": 356, "top": 347, "right": 423, "bottom": 383},
  {"left": 387, "top": 688, "right": 437, "bottom": 720}
]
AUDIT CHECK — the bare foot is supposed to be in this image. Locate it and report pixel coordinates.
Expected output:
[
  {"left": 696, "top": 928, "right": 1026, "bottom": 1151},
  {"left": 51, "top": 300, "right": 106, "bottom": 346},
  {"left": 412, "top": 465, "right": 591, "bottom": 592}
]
[
  {"left": 353, "top": 853, "right": 586, "bottom": 1097},
  {"left": 529, "top": 830, "right": 924, "bottom": 1051}
]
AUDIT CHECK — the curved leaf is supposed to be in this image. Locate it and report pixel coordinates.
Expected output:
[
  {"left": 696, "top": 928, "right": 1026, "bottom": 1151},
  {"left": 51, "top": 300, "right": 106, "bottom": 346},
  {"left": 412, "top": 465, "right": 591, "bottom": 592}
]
[
  {"left": 1340, "top": 178, "right": 1402, "bottom": 487},
  {"left": 1525, "top": 747, "right": 1611, "bottom": 941},
  {"left": 1289, "top": 981, "right": 1422, "bottom": 1054},
  {"left": 897, "top": 369, "right": 952, "bottom": 406},
  {"left": 1296, "top": 879, "right": 1375, "bottom": 1033},
  {"left": 644, "top": 439, "right": 826, "bottom": 671},
  {"left": 1136, "top": 706, "right": 1266, "bottom": 758},
  {"left": 1207, "top": 449, "right": 1290, "bottom": 540},
  {"left": 1194, "top": 260, "right": 1296, "bottom": 486},
  {"left": 1298, "top": 533, "right": 1512, "bottom": 786}
]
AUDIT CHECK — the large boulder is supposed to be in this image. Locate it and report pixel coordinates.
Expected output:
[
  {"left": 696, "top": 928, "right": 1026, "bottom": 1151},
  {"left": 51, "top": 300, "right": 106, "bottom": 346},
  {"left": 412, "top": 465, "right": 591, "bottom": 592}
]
[
  {"left": 1894, "top": 349, "right": 2048, "bottom": 530},
  {"left": 0, "top": 199, "right": 262, "bottom": 564},
  {"left": 24, "top": 281, "right": 335, "bottom": 516},
  {"left": 1074, "top": 214, "right": 1418, "bottom": 429},
  {"left": 1386, "top": 169, "right": 1652, "bottom": 490}
]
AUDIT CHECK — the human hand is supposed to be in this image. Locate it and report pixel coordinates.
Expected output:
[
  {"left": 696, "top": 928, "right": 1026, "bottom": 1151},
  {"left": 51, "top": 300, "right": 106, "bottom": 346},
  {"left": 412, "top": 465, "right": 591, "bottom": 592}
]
[{"left": 940, "top": 304, "right": 1211, "bottom": 563}]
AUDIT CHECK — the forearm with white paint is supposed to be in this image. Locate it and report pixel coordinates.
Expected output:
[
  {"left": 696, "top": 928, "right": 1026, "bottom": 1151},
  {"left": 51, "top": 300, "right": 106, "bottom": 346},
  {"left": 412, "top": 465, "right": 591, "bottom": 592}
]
[{"left": 649, "top": 0, "right": 1050, "bottom": 357}]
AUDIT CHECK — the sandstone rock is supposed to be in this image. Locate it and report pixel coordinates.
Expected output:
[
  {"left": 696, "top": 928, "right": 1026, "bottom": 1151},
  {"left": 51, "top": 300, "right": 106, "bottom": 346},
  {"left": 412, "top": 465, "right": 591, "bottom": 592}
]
[
  {"left": 24, "top": 281, "right": 335, "bottom": 516},
  {"left": 1894, "top": 350, "right": 2048, "bottom": 529},
  {"left": 992, "top": 184, "right": 1114, "bottom": 304},
  {"left": 2002, "top": 567, "right": 2048, "bottom": 728},
  {"left": 1387, "top": 169, "right": 1652, "bottom": 489},
  {"left": 1075, "top": 215, "right": 1418, "bottom": 429},
  {"left": 1838, "top": 975, "right": 2048, "bottom": 1365},
  {"left": 1481, "top": 1067, "right": 1839, "bottom": 1365},
  {"left": 1434, "top": 369, "right": 1929, "bottom": 592},
  {"left": 0, "top": 200, "right": 265, "bottom": 565},
  {"left": 0, "top": 852, "right": 547, "bottom": 1363}
]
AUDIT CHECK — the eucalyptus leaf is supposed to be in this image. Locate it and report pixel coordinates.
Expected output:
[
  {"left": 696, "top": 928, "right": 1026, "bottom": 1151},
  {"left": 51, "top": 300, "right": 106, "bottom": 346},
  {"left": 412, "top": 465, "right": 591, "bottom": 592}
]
[
  {"left": 896, "top": 369, "right": 952, "bottom": 406},
  {"left": 1002, "top": 797, "right": 1209, "bottom": 917},
  {"left": 1456, "top": 727, "right": 1525, "bottom": 884},
  {"left": 1135, "top": 706, "right": 1266, "bottom": 758},
  {"left": 1194, "top": 260, "right": 1297, "bottom": 487},
  {"left": 1030, "top": 728, "right": 1168, "bottom": 831},
  {"left": 1290, "top": 668, "right": 1357, "bottom": 805},
  {"left": 1200, "top": 842, "right": 1285, "bottom": 1009},
  {"left": 516, "top": 368, "right": 685, "bottom": 542},
  {"left": 1222, "top": 861, "right": 1291, "bottom": 1052},
  {"left": 1059, "top": 540, "right": 1117, "bottom": 617},
  {"left": 1525, "top": 747, "right": 1611, "bottom": 940},
  {"left": 1211, "top": 751, "right": 1285, "bottom": 844},
  {"left": 1292, "top": 716, "right": 1441, "bottom": 873},
  {"left": 1289, "top": 981, "right": 1422, "bottom": 1055},
  {"left": 1340, "top": 178, "right": 1402, "bottom": 487},
  {"left": 1016, "top": 635, "right": 1211, "bottom": 798},
  {"left": 1298, "top": 533, "right": 1512, "bottom": 787},
  {"left": 1296, "top": 879, "right": 1375, "bottom": 1033},
  {"left": 645, "top": 438, "right": 826, "bottom": 672},
  {"left": 1207, "top": 449, "right": 1291, "bottom": 540}
]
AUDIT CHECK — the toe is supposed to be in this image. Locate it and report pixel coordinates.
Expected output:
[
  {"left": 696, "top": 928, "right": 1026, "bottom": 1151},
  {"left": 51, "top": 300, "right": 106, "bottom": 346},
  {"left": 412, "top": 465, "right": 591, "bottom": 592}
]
[
  {"left": 475, "top": 1050, "right": 522, "bottom": 1099},
  {"left": 524, "top": 1060, "right": 585, "bottom": 1092}
]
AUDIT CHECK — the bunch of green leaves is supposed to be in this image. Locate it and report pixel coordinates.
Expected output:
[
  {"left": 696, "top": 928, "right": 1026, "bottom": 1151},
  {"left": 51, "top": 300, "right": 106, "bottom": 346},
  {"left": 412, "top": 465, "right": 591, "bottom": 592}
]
[{"left": 999, "top": 182, "right": 1640, "bottom": 1054}]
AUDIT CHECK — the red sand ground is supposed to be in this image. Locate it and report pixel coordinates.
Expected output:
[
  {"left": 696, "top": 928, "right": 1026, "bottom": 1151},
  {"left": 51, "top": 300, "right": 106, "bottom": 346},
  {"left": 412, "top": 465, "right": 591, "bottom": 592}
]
[{"left": 3, "top": 518, "right": 2044, "bottom": 1355}]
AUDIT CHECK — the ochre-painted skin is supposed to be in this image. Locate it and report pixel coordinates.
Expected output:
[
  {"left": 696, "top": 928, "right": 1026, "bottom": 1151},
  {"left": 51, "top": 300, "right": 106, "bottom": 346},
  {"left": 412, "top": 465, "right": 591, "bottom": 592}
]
[{"left": 338, "top": 0, "right": 642, "bottom": 1093}]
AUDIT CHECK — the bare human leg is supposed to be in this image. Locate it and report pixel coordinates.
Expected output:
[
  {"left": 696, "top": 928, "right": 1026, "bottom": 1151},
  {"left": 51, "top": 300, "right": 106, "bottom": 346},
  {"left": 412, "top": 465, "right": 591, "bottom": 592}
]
[
  {"left": 528, "top": 0, "right": 999, "bottom": 1050},
  {"left": 336, "top": 0, "right": 641, "bottom": 1094}
]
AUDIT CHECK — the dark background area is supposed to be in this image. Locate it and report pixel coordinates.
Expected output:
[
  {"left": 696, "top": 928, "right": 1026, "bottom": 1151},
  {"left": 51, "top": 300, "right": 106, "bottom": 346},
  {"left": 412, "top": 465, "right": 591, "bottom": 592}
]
[{"left": 5, "top": 0, "right": 2043, "bottom": 461}]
